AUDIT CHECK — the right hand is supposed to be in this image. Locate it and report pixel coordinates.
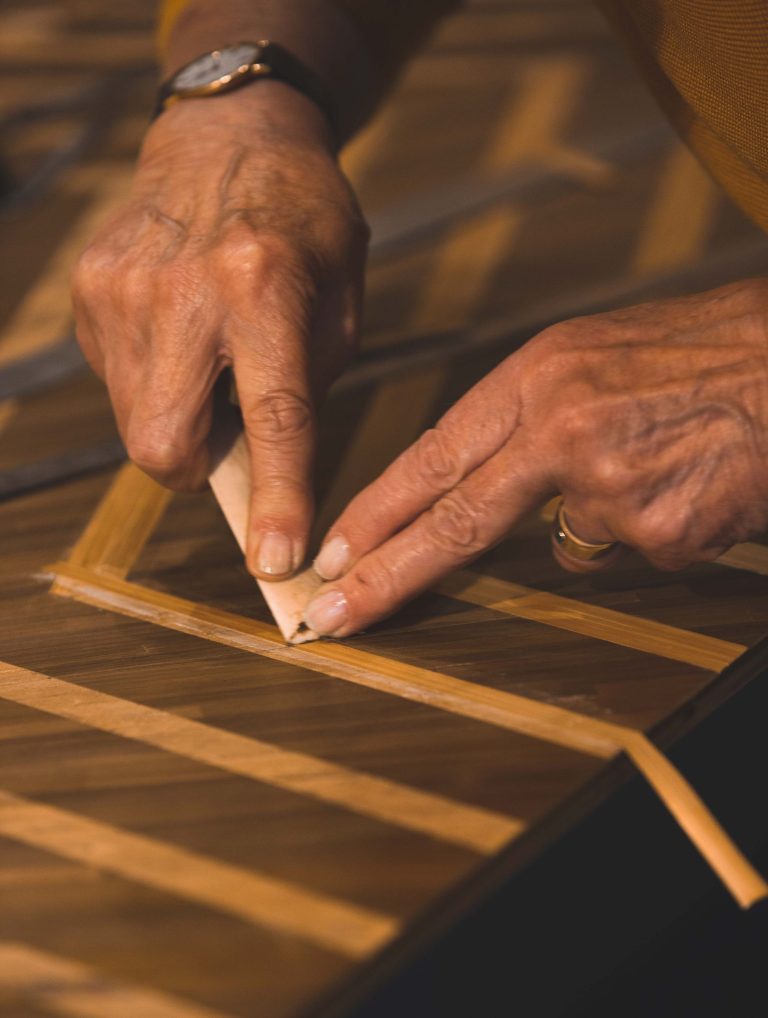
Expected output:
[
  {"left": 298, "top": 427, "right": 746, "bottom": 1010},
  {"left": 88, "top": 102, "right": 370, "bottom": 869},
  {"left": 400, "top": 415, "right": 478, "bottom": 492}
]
[{"left": 72, "top": 82, "right": 368, "bottom": 579}]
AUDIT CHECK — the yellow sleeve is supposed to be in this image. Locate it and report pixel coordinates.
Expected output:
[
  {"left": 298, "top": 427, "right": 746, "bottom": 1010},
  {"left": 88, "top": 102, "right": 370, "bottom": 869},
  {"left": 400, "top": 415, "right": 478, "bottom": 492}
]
[
  {"left": 598, "top": 0, "right": 768, "bottom": 233},
  {"left": 156, "top": 0, "right": 194, "bottom": 53}
]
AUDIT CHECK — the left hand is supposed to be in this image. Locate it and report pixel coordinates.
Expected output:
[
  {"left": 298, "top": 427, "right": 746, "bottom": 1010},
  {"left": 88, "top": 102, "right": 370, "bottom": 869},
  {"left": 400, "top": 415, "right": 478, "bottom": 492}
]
[{"left": 304, "top": 278, "right": 768, "bottom": 637}]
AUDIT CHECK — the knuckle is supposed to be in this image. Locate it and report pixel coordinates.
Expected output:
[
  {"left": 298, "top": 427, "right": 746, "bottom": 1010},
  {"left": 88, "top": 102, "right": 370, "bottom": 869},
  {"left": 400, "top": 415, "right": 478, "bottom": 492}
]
[
  {"left": 587, "top": 452, "right": 631, "bottom": 498},
  {"left": 247, "top": 389, "right": 313, "bottom": 443},
  {"left": 221, "top": 229, "right": 300, "bottom": 277},
  {"left": 410, "top": 428, "right": 461, "bottom": 491},
  {"left": 551, "top": 399, "right": 595, "bottom": 447},
  {"left": 625, "top": 508, "right": 689, "bottom": 556},
  {"left": 251, "top": 233, "right": 296, "bottom": 271},
  {"left": 119, "top": 259, "right": 153, "bottom": 305},
  {"left": 222, "top": 232, "right": 317, "bottom": 314},
  {"left": 250, "top": 476, "right": 311, "bottom": 527},
  {"left": 75, "top": 243, "right": 154, "bottom": 311},
  {"left": 126, "top": 427, "right": 186, "bottom": 479},
  {"left": 72, "top": 243, "right": 114, "bottom": 296},
  {"left": 425, "top": 493, "right": 484, "bottom": 557},
  {"left": 347, "top": 557, "right": 397, "bottom": 606},
  {"left": 253, "top": 471, "right": 309, "bottom": 495}
]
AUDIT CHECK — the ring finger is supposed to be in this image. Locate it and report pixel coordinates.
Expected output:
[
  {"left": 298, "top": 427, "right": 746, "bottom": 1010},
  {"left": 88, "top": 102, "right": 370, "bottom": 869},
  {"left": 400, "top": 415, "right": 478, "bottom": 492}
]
[{"left": 550, "top": 497, "right": 625, "bottom": 573}]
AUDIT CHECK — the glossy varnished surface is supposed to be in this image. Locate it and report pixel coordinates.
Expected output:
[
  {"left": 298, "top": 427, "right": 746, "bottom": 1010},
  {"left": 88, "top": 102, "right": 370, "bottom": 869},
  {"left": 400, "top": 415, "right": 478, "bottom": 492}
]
[{"left": 1, "top": 1, "right": 767, "bottom": 1015}]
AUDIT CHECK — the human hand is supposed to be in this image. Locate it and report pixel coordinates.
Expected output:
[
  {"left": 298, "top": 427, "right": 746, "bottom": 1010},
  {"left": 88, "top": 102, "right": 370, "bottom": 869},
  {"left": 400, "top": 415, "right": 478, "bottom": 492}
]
[
  {"left": 72, "top": 83, "right": 368, "bottom": 579},
  {"left": 305, "top": 279, "right": 768, "bottom": 637}
]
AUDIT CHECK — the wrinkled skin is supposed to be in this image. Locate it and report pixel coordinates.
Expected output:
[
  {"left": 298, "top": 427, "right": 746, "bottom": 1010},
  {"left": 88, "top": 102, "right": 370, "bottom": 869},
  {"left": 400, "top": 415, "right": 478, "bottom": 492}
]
[
  {"left": 306, "top": 279, "right": 768, "bottom": 637},
  {"left": 72, "top": 86, "right": 368, "bottom": 580},
  {"left": 70, "top": 85, "right": 768, "bottom": 638}
]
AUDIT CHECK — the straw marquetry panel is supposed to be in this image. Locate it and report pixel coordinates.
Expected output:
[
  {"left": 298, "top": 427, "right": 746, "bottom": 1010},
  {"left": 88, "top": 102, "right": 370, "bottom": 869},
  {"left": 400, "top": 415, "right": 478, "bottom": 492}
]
[
  {"left": 0, "top": 663, "right": 523, "bottom": 855},
  {"left": 0, "top": 942, "right": 234, "bottom": 1018},
  {"left": 3, "top": 0, "right": 768, "bottom": 1014},
  {"left": 0, "top": 790, "right": 398, "bottom": 958},
  {"left": 46, "top": 558, "right": 767, "bottom": 908},
  {"left": 437, "top": 570, "right": 745, "bottom": 671},
  {"left": 66, "top": 463, "right": 172, "bottom": 578}
]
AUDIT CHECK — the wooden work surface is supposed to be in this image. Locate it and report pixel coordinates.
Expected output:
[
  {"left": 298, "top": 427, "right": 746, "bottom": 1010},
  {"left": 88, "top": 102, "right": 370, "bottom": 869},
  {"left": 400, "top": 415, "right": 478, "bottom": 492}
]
[{"left": 1, "top": 2, "right": 768, "bottom": 1016}]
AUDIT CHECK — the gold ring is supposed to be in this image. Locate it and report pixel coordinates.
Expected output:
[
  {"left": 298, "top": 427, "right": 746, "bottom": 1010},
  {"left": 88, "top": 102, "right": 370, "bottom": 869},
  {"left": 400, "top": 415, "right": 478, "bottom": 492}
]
[{"left": 552, "top": 498, "right": 618, "bottom": 562}]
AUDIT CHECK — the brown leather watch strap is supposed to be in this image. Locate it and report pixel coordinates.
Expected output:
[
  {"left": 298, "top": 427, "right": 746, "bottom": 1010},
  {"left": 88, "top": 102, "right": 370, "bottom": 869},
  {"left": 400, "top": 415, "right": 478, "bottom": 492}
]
[{"left": 154, "top": 42, "right": 337, "bottom": 141}]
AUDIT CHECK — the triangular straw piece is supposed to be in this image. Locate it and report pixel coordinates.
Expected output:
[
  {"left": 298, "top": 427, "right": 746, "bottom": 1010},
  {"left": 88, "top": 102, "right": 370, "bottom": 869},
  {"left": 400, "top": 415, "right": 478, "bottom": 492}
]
[{"left": 208, "top": 423, "right": 322, "bottom": 644}]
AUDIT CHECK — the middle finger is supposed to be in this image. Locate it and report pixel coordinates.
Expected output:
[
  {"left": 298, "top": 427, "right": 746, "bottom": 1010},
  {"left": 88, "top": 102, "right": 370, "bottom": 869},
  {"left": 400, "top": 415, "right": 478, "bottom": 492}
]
[{"left": 305, "top": 435, "right": 554, "bottom": 637}]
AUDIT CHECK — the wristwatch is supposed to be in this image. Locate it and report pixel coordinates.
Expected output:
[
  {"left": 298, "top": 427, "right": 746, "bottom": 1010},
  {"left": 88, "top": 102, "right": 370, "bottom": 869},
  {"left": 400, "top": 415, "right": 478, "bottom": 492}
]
[{"left": 154, "top": 41, "right": 336, "bottom": 137}]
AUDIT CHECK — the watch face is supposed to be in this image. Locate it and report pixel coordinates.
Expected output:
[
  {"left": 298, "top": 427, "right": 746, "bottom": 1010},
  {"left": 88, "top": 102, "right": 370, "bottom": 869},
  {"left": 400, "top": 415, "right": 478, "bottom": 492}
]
[{"left": 174, "top": 44, "right": 262, "bottom": 92}]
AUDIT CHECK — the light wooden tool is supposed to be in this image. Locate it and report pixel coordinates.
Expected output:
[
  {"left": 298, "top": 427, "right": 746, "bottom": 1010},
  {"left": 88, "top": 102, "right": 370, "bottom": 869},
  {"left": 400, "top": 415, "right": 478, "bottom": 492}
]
[{"left": 208, "top": 423, "right": 323, "bottom": 645}]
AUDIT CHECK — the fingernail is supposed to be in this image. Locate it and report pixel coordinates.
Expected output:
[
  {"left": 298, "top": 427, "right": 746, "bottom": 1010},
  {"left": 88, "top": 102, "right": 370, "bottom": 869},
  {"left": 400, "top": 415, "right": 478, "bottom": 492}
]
[
  {"left": 314, "top": 536, "right": 351, "bottom": 580},
  {"left": 305, "top": 588, "right": 348, "bottom": 636},
  {"left": 256, "top": 532, "right": 294, "bottom": 577}
]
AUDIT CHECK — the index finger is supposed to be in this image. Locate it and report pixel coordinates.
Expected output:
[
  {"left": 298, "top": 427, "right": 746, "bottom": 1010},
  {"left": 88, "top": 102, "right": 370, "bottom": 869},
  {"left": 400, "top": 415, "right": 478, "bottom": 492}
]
[
  {"left": 304, "top": 436, "right": 554, "bottom": 638},
  {"left": 313, "top": 358, "right": 523, "bottom": 581},
  {"left": 234, "top": 328, "right": 316, "bottom": 582}
]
